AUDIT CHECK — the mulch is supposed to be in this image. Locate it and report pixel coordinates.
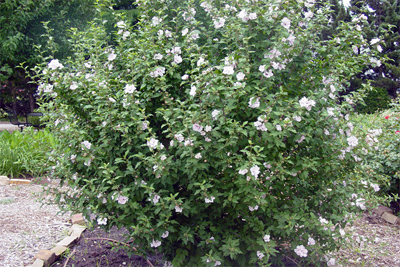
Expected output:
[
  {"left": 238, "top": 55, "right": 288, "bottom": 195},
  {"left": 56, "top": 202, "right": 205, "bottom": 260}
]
[{"left": 52, "top": 226, "right": 165, "bottom": 267}]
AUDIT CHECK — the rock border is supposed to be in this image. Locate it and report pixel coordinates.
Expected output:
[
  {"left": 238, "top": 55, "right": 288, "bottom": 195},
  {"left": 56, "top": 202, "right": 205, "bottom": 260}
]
[{"left": 31, "top": 213, "right": 86, "bottom": 267}]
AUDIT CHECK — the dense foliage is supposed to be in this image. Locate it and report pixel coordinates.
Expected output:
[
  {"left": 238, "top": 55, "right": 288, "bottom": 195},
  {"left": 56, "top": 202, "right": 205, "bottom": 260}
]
[{"left": 33, "top": 0, "right": 385, "bottom": 266}]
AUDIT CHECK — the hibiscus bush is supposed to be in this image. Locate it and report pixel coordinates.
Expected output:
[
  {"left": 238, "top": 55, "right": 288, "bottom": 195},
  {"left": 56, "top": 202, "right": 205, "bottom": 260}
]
[{"left": 33, "top": 0, "right": 384, "bottom": 265}]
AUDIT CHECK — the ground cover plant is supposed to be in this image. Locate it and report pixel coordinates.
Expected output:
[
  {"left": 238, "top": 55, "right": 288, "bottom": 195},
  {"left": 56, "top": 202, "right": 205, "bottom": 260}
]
[
  {"left": 33, "top": 0, "right": 387, "bottom": 266},
  {"left": 0, "top": 128, "right": 56, "bottom": 178}
]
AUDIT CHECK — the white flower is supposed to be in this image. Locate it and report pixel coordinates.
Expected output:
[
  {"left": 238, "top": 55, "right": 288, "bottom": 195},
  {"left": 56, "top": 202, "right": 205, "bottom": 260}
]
[
  {"left": 125, "top": 84, "right": 136, "bottom": 94},
  {"left": 147, "top": 137, "right": 159, "bottom": 149},
  {"left": 70, "top": 82, "right": 78, "bottom": 90},
  {"left": 259, "top": 65, "right": 266, "bottom": 72},
  {"left": 293, "top": 115, "right": 301, "bottom": 122},
  {"left": 308, "top": 237, "right": 316, "bottom": 245},
  {"left": 294, "top": 245, "right": 308, "bottom": 257},
  {"left": 299, "top": 97, "right": 316, "bottom": 111},
  {"left": 171, "top": 46, "right": 182, "bottom": 54},
  {"left": 189, "top": 86, "right": 197, "bottom": 96},
  {"left": 197, "top": 57, "right": 206, "bottom": 66},
  {"left": 116, "top": 21, "right": 126, "bottom": 28},
  {"left": 250, "top": 165, "right": 260, "bottom": 178},
  {"left": 109, "top": 97, "right": 116, "bottom": 103},
  {"left": 257, "top": 251, "right": 264, "bottom": 260},
  {"left": 162, "top": 231, "right": 169, "bottom": 238},
  {"left": 281, "top": 17, "right": 291, "bottom": 29},
  {"left": 117, "top": 196, "right": 128, "bottom": 205},
  {"left": 48, "top": 59, "right": 64, "bottom": 70},
  {"left": 173, "top": 54, "right": 182, "bottom": 64},
  {"left": 82, "top": 141, "right": 92, "bottom": 150},
  {"left": 153, "top": 53, "right": 163, "bottom": 60},
  {"left": 175, "top": 206, "right": 183, "bottom": 212},
  {"left": 214, "top": 261, "right": 221, "bottom": 266},
  {"left": 150, "top": 66, "right": 166, "bottom": 77},
  {"left": 205, "top": 196, "right": 215, "bottom": 203},
  {"left": 237, "top": 10, "right": 249, "bottom": 22},
  {"left": 263, "top": 235, "right": 270, "bottom": 243},
  {"left": 122, "top": 31, "right": 130, "bottom": 40},
  {"left": 152, "top": 17, "right": 162, "bottom": 26},
  {"left": 370, "top": 183, "right": 380, "bottom": 192},
  {"left": 304, "top": 11, "right": 313, "bottom": 20},
  {"left": 165, "top": 30, "right": 172, "bottom": 37},
  {"left": 205, "top": 125, "right": 212, "bottom": 132},
  {"left": 249, "top": 12, "right": 257, "bottom": 20},
  {"left": 319, "top": 217, "right": 329, "bottom": 224},
  {"left": 248, "top": 97, "right": 260, "bottom": 108},
  {"left": 108, "top": 52, "right": 117, "bottom": 61},
  {"left": 263, "top": 69, "right": 273, "bottom": 78},
  {"left": 236, "top": 72, "right": 245, "bottom": 81},
  {"left": 152, "top": 194, "right": 160, "bottom": 204},
  {"left": 97, "top": 217, "right": 107, "bottom": 225},
  {"left": 223, "top": 65, "right": 234, "bottom": 75},
  {"left": 212, "top": 110, "right": 220, "bottom": 120},
  {"left": 182, "top": 74, "right": 189, "bottom": 80},
  {"left": 249, "top": 205, "right": 259, "bottom": 211},
  {"left": 347, "top": 136, "right": 358, "bottom": 147},
  {"left": 276, "top": 124, "right": 282, "bottom": 131},
  {"left": 370, "top": 38, "right": 380, "bottom": 45},
  {"left": 214, "top": 17, "right": 226, "bottom": 29},
  {"left": 296, "top": 135, "right": 305, "bottom": 143},
  {"left": 70, "top": 154, "right": 76, "bottom": 163},
  {"left": 142, "top": 122, "right": 148, "bottom": 130},
  {"left": 327, "top": 258, "right": 336, "bottom": 266},
  {"left": 182, "top": 28, "right": 189, "bottom": 36},
  {"left": 238, "top": 169, "right": 248, "bottom": 175},
  {"left": 150, "top": 239, "right": 161, "bottom": 248},
  {"left": 327, "top": 107, "right": 335, "bottom": 116}
]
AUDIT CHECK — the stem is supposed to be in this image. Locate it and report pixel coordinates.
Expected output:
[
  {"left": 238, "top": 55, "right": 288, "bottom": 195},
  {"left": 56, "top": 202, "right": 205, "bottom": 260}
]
[{"left": 63, "top": 247, "right": 76, "bottom": 267}]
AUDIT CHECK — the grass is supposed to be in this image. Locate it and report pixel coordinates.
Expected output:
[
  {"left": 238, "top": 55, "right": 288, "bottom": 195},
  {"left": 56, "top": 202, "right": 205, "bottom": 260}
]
[{"left": 0, "top": 128, "right": 56, "bottom": 178}]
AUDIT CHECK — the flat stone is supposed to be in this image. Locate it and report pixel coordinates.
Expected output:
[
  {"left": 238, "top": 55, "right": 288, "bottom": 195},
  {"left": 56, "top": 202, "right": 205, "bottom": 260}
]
[
  {"left": 31, "top": 258, "right": 44, "bottom": 267},
  {"left": 0, "top": 176, "right": 10, "bottom": 185},
  {"left": 50, "top": 245, "right": 68, "bottom": 258},
  {"left": 34, "top": 250, "right": 56, "bottom": 266},
  {"left": 71, "top": 213, "right": 85, "bottom": 225},
  {"left": 9, "top": 179, "right": 31, "bottom": 185},
  {"left": 382, "top": 212, "right": 399, "bottom": 225},
  {"left": 372, "top": 205, "right": 393, "bottom": 216},
  {"left": 56, "top": 235, "right": 78, "bottom": 247},
  {"left": 69, "top": 224, "right": 86, "bottom": 238}
]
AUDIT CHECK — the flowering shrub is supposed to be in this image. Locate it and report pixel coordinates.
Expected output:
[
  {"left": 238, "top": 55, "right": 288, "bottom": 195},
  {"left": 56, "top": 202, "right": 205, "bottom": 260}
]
[
  {"left": 34, "top": 0, "right": 384, "bottom": 265},
  {"left": 354, "top": 108, "right": 400, "bottom": 197}
]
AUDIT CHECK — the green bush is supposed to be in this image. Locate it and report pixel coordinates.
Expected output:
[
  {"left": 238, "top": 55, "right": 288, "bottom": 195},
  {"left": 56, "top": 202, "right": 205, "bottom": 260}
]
[
  {"left": 352, "top": 107, "right": 400, "bottom": 197},
  {"left": 0, "top": 128, "right": 56, "bottom": 177},
  {"left": 355, "top": 87, "right": 391, "bottom": 114},
  {"left": 34, "top": 0, "right": 385, "bottom": 266}
]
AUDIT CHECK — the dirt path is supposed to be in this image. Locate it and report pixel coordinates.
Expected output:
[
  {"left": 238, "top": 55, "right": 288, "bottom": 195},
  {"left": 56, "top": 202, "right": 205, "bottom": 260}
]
[{"left": 0, "top": 182, "right": 71, "bottom": 267}]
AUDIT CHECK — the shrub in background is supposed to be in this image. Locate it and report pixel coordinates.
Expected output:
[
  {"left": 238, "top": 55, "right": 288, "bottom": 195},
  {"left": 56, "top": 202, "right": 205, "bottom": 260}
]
[
  {"left": 34, "top": 0, "right": 385, "bottom": 266},
  {"left": 352, "top": 106, "right": 400, "bottom": 198},
  {"left": 355, "top": 86, "right": 392, "bottom": 114}
]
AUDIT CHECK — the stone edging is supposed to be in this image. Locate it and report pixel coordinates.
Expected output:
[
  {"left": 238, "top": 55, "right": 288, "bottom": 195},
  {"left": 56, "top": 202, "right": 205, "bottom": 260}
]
[{"left": 31, "top": 213, "right": 86, "bottom": 267}]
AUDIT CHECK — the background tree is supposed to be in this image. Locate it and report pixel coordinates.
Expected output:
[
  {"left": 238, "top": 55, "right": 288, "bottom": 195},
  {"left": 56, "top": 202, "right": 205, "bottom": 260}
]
[
  {"left": 347, "top": 0, "right": 400, "bottom": 112},
  {"left": 0, "top": 0, "right": 138, "bottom": 115}
]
